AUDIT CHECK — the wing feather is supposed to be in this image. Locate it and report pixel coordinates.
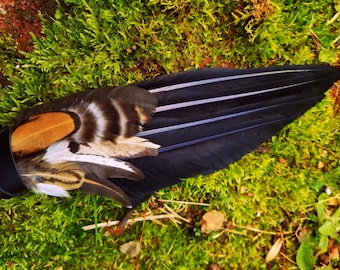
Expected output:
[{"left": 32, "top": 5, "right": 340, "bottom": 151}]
[
  {"left": 11, "top": 112, "right": 79, "bottom": 157},
  {"left": 109, "top": 64, "right": 340, "bottom": 206}
]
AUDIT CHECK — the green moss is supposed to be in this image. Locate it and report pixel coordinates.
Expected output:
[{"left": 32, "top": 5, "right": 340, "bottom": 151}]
[{"left": 0, "top": 0, "right": 339, "bottom": 269}]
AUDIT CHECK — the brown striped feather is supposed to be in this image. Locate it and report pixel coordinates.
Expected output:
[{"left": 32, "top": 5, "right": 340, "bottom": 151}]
[
  {"left": 17, "top": 158, "right": 83, "bottom": 190},
  {"left": 79, "top": 161, "right": 145, "bottom": 181},
  {"left": 13, "top": 86, "right": 157, "bottom": 146},
  {"left": 17, "top": 156, "right": 132, "bottom": 206},
  {"left": 12, "top": 86, "right": 157, "bottom": 207}
]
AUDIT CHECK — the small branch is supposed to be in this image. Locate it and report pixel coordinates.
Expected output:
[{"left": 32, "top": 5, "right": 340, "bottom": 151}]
[
  {"left": 212, "top": 225, "right": 294, "bottom": 240},
  {"left": 158, "top": 199, "right": 211, "bottom": 206},
  {"left": 315, "top": 144, "right": 339, "bottom": 159},
  {"left": 327, "top": 12, "right": 339, "bottom": 25},
  {"left": 82, "top": 213, "right": 187, "bottom": 231},
  {"left": 280, "top": 252, "right": 297, "bottom": 265},
  {"left": 235, "top": 224, "right": 294, "bottom": 235},
  {"left": 212, "top": 228, "right": 250, "bottom": 239},
  {"left": 163, "top": 203, "right": 190, "bottom": 223}
]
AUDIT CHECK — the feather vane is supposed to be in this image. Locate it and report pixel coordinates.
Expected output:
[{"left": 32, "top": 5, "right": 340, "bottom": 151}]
[{"left": 11, "top": 112, "right": 78, "bottom": 157}]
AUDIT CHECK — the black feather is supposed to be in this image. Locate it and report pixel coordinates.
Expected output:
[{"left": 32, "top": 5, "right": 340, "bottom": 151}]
[
  {"left": 80, "top": 175, "right": 132, "bottom": 207},
  {"left": 108, "top": 64, "right": 340, "bottom": 207}
]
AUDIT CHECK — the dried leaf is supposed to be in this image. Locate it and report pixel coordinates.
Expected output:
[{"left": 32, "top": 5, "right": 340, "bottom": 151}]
[
  {"left": 265, "top": 238, "right": 283, "bottom": 263},
  {"left": 317, "top": 161, "right": 325, "bottom": 169},
  {"left": 119, "top": 241, "right": 141, "bottom": 257},
  {"left": 200, "top": 210, "right": 225, "bottom": 234},
  {"left": 328, "top": 197, "right": 339, "bottom": 206},
  {"left": 297, "top": 227, "right": 311, "bottom": 243},
  {"left": 207, "top": 263, "right": 221, "bottom": 270},
  {"left": 329, "top": 243, "right": 339, "bottom": 261},
  {"left": 278, "top": 157, "right": 287, "bottom": 164}
]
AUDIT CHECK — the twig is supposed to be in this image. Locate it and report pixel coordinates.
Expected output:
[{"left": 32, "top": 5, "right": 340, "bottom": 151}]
[
  {"left": 136, "top": 212, "right": 147, "bottom": 270},
  {"left": 315, "top": 144, "right": 339, "bottom": 159},
  {"left": 280, "top": 252, "right": 297, "bottom": 266},
  {"left": 158, "top": 199, "right": 211, "bottom": 206},
  {"left": 212, "top": 225, "right": 294, "bottom": 240},
  {"left": 82, "top": 213, "right": 186, "bottom": 231},
  {"left": 327, "top": 12, "right": 339, "bottom": 25},
  {"left": 163, "top": 203, "right": 190, "bottom": 223},
  {"left": 212, "top": 228, "right": 250, "bottom": 239},
  {"left": 303, "top": 194, "right": 340, "bottom": 209},
  {"left": 235, "top": 224, "right": 294, "bottom": 235},
  {"left": 280, "top": 227, "right": 286, "bottom": 270}
]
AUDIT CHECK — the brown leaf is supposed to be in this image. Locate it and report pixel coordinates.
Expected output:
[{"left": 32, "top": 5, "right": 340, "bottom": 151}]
[
  {"left": 317, "top": 161, "right": 325, "bottom": 169},
  {"left": 329, "top": 243, "right": 339, "bottom": 261},
  {"left": 200, "top": 210, "right": 226, "bottom": 234},
  {"left": 278, "top": 157, "right": 287, "bottom": 164},
  {"left": 297, "top": 227, "right": 311, "bottom": 243},
  {"left": 265, "top": 238, "right": 283, "bottom": 263},
  {"left": 328, "top": 197, "right": 339, "bottom": 207},
  {"left": 119, "top": 241, "right": 141, "bottom": 257},
  {"left": 208, "top": 263, "right": 221, "bottom": 270},
  {"left": 199, "top": 56, "right": 213, "bottom": 68}
]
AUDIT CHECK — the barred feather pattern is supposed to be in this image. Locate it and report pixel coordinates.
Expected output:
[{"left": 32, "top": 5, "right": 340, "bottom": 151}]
[
  {"left": 17, "top": 156, "right": 133, "bottom": 206},
  {"left": 12, "top": 86, "right": 158, "bottom": 207},
  {"left": 14, "top": 86, "right": 157, "bottom": 144}
]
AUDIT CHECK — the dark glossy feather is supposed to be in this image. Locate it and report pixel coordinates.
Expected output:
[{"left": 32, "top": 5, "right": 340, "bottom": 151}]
[
  {"left": 108, "top": 64, "right": 340, "bottom": 207},
  {"left": 80, "top": 176, "right": 132, "bottom": 207},
  {"left": 10, "top": 64, "right": 340, "bottom": 209}
]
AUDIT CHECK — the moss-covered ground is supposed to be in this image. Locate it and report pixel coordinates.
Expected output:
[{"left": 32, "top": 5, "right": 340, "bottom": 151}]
[{"left": 0, "top": 0, "right": 339, "bottom": 269}]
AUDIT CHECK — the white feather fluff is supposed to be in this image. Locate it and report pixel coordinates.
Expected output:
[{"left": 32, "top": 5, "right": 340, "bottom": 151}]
[
  {"left": 43, "top": 140, "right": 138, "bottom": 173},
  {"left": 34, "top": 183, "right": 70, "bottom": 197}
]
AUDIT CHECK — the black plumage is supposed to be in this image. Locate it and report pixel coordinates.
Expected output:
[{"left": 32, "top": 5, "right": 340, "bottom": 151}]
[
  {"left": 112, "top": 64, "right": 340, "bottom": 207},
  {"left": 2, "top": 64, "right": 340, "bottom": 213}
]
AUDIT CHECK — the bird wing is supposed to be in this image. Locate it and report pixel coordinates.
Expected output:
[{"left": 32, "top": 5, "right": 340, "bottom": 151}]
[
  {"left": 108, "top": 64, "right": 340, "bottom": 207},
  {"left": 9, "top": 64, "right": 340, "bottom": 208}
]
